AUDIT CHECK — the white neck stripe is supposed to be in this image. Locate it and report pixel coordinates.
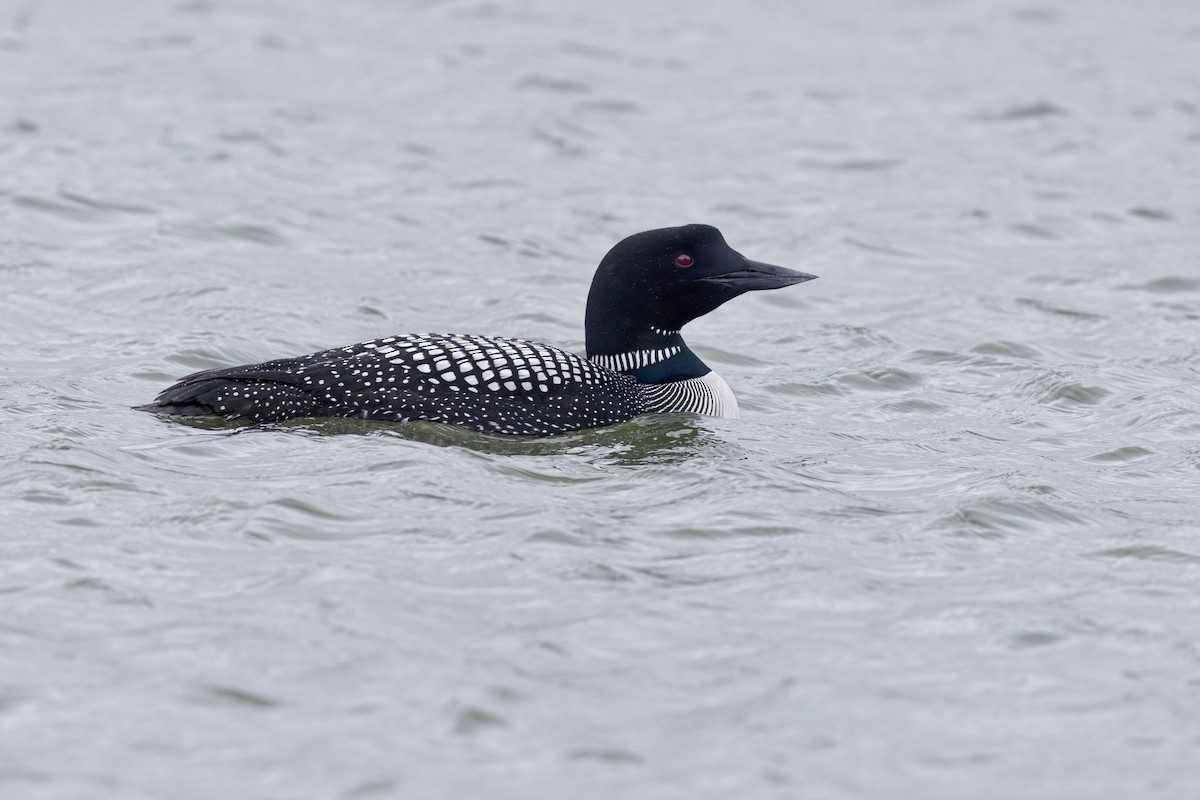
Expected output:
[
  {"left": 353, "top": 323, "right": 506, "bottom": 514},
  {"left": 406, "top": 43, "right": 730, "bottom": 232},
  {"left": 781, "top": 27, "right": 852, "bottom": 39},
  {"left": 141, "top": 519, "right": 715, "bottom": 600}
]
[{"left": 589, "top": 346, "right": 682, "bottom": 373}]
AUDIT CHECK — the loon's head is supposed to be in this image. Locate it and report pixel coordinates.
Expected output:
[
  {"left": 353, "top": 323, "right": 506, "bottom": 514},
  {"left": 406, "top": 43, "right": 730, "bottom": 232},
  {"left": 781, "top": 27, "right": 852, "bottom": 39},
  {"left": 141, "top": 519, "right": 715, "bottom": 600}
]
[{"left": 585, "top": 224, "right": 816, "bottom": 356}]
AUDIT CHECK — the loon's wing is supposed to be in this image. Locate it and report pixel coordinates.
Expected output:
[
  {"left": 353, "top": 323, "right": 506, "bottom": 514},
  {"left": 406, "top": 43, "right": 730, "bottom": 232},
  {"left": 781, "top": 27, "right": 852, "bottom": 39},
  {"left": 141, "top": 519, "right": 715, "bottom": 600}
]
[{"left": 143, "top": 333, "right": 644, "bottom": 436}]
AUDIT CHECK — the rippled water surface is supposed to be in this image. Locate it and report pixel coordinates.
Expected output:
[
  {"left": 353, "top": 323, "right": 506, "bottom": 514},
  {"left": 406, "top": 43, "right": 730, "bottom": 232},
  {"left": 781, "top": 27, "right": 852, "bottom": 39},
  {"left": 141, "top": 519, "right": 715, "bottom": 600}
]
[{"left": 3, "top": 1, "right": 1200, "bottom": 797}]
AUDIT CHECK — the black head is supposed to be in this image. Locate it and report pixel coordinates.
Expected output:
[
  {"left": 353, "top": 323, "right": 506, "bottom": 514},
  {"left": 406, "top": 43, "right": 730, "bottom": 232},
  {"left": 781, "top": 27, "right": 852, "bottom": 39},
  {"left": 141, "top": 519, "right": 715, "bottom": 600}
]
[{"left": 584, "top": 224, "right": 816, "bottom": 356}]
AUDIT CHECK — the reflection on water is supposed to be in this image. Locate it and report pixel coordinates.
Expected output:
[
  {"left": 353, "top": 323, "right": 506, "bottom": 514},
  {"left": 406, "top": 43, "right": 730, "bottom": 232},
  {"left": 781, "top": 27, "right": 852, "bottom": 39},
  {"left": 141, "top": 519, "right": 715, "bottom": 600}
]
[{"left": 150, "top": 412, "right": 723, "bottom": 464}]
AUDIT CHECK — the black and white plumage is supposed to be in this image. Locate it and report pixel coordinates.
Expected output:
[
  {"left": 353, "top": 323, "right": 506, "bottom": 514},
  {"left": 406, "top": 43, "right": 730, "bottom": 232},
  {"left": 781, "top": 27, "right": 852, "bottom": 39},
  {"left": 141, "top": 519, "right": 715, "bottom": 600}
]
[{"left": 141, "top": 224, "right": 816, "bottom": 436}]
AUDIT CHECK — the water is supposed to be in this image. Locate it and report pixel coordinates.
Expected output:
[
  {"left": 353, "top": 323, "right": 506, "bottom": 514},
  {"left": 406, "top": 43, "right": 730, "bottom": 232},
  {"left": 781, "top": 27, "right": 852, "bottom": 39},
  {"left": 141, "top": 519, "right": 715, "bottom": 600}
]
[{"left": 3, "top": 0, "right": 1199, "bottom": 797}]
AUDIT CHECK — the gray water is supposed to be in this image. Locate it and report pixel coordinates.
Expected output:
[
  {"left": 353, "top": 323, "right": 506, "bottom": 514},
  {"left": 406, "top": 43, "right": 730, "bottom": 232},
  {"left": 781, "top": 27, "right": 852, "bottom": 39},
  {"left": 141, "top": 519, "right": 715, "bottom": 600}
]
[{"left": 3, "top": 1, "right": 1199, "bottom": 797}]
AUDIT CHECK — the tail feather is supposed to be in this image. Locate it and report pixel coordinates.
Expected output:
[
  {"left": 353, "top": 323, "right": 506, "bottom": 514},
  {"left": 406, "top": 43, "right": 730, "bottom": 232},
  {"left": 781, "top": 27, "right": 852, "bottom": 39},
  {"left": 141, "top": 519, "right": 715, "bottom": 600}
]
[{"left": 139, "top": 374, "right": 320, "bottom": 423}]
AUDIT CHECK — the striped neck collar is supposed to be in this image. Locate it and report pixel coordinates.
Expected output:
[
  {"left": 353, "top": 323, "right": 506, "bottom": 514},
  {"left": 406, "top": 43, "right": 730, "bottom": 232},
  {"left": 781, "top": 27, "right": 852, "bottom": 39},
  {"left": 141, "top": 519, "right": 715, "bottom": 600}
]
[
  {"left": 589, "top": 345, "right": 682, "bottom": 373},
  {"left": 587, "top": 329, "right": 713, "bottom": 385}
]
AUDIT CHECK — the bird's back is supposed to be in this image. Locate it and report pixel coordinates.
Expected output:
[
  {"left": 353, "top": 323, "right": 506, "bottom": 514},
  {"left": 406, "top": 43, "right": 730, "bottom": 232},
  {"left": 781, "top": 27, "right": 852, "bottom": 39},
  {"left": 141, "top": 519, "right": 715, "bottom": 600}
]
[{"left": 145, "top": 333, "right": 645, "bottom": 436}]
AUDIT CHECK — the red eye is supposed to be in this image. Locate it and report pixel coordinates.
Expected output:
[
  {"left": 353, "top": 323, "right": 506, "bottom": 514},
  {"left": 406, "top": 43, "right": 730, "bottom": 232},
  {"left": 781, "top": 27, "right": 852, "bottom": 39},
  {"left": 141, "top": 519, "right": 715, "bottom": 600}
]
[{"left": 674, "top": 253, "right": 694, "bottom": 268}]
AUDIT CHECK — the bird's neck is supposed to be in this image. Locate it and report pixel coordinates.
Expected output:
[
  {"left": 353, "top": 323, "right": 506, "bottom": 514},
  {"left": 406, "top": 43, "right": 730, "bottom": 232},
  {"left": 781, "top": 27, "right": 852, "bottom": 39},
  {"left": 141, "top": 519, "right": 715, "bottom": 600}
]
[
  {"left": 586, "top": 325, "right": 740, "bottom": 418},
  {"left": 586, "top": 326, "right": 711, "bottom": 384}
]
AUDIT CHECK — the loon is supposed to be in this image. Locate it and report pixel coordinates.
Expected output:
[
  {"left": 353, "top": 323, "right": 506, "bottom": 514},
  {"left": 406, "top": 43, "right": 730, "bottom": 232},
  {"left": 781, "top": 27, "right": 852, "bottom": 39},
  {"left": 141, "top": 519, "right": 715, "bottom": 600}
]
[{"left": 140, "top": 224, "right": 816, "bottom": 436}]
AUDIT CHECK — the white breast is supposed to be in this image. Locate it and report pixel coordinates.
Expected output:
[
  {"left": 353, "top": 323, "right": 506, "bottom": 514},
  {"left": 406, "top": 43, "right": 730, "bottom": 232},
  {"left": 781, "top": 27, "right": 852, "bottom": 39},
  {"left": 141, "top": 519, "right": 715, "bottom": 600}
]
[{"left": 640, "top": 371, "right": 740, "bottom": 419}]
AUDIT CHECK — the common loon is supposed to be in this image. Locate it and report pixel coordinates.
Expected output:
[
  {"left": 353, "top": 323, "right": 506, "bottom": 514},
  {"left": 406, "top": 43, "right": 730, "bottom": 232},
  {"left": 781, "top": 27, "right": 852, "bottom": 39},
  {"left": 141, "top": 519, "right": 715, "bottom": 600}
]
[{"left": 140, "top": 224, "right": 816, "bottom": 436}]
